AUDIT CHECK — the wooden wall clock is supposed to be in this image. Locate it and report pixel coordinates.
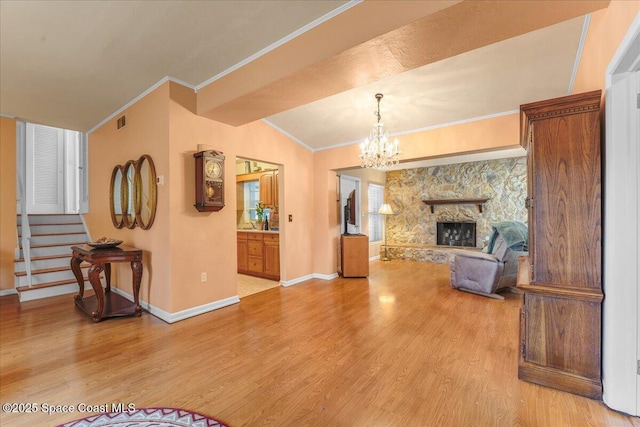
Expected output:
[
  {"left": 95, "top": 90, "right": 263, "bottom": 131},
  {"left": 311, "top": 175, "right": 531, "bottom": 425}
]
[{"left": 194, "top": 150, "right": 225, "bottom": 212}]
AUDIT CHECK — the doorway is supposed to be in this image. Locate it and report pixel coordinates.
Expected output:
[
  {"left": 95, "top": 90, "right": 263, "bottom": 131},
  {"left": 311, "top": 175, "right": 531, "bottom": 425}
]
[
  {"left": 18, "top": 122, "right": 88, "bottom": 215},
  {"left": 603, "top": 15, "right": 640, "bottom": 416},
  {"left": 338, "top": 174, "right": 361, "bottom": 235},
  {"left": 235, "top": 157, "right": 282, "bottom": 298}
]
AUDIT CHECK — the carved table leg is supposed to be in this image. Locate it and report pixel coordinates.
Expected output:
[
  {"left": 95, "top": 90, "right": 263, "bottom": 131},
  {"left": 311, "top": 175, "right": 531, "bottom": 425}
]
[
  {"left": 104, "top": 263, "right": 111, "bottom": 293},
  {"left": 131, "top": 260, "right": 143, "bottom": 316},
  {"left": 88, "top": 263, "right": 105, "bottom": 322},
  {"left": 70, "top": 254, "right": 85, "bottom": 302}
]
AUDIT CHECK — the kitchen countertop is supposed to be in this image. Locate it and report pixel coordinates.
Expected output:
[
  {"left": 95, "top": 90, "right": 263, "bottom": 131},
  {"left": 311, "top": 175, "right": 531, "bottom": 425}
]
[{"left": 237, "top": 229, "right": 279, "bottom": 234}]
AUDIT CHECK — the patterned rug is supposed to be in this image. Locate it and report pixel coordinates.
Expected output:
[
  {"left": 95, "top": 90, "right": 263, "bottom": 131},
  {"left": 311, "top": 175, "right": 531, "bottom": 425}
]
[{"left": 57, "top": 407, "right": 228, "bottom": 427}]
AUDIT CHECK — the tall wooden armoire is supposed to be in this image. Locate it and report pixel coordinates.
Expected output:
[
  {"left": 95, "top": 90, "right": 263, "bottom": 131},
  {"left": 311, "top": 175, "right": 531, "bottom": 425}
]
[{"left": 517, "top": 90, "right": 603, "bottom": 399}]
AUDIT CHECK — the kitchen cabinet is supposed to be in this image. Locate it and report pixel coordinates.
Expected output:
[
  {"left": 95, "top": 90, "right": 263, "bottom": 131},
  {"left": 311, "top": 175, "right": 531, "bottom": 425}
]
[
  {"left": 237, "top": 232, "right": 248, "bottom": 271},
  {"left": 236, "top": 170, "right": 279, "bottom": 208},
  {"left": 247, "top": 233, "right": 263, "bottom": 274},
  {"left": 263, "top": 234, "right": 280, "bottom": 278},
  {"left": 517, "top": 90, "right": 603, "bottom": 399},
  {"left": 236, "top": 181, "right": 245, "bottom": 211},
  {"left": 259, "top": 171, "right": 275, "bottom": 207},
  {"left": 273, "top": 170, "right": 279, "bottom": 208},
  {"left": 237, "top": 231, "right": 280, "bottom": 280}
]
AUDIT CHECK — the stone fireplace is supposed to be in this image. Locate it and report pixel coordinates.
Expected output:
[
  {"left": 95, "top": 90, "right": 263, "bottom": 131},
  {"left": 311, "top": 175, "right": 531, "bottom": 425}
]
[
  {"left": 382, "top": 157, "right": 528, "bottom": 263},
  {"left": 437, "top": 221, "right": 476, "bottom": 247}
]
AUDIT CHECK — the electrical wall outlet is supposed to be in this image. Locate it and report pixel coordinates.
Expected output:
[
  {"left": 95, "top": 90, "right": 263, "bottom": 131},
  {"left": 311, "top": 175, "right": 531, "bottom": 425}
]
[{"left": 201, "top": 272, "right": 207, "bottom": 282}]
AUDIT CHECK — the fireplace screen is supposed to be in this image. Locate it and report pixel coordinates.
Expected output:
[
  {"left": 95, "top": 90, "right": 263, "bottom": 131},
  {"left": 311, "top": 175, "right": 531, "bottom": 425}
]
[{"left": 437, "top": 222, "right": 476, "bottom": 247}]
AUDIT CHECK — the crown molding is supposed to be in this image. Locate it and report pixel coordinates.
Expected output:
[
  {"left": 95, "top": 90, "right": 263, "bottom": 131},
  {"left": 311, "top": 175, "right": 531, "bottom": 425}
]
[
  {"left": 314, "top": 110, "right": 520, "bottom": 152},
  {"left": 568, "top": 14, "right": 591, "bottom": 94},
  {"left": 261, "top": 119, "right": 314, "bottom": 152},
  {"left": 87, "top": 76, "right": 196, "bottom": 135},
  {"left": 195, "top": 0, "right": 362, "bottom": 91}
]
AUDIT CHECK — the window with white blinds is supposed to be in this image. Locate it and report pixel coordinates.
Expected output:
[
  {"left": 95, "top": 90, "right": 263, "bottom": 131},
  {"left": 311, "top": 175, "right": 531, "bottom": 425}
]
[{"left": 368, "top": 183, "right": 384, "bottom": 242}]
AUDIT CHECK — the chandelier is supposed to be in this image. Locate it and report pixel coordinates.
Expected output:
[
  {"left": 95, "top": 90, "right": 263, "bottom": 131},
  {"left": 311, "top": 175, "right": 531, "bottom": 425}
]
[{"left": 359, "top": 93, "right": 400, "bottom": 169}]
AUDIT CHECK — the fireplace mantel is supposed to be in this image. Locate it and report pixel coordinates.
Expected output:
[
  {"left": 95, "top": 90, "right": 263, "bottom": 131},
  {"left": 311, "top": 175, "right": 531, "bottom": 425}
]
[{"left": 422, "top": 198, "right": 490, "bottom": 213}]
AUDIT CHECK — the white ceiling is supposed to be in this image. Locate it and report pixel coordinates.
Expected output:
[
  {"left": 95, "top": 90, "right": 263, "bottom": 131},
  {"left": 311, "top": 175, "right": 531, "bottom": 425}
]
[
  {"left": 0, "top": 0, "right": 350, "bottom": 131},
  {"left": 1, "top": 1, "right": 587, "bottom": 154}
]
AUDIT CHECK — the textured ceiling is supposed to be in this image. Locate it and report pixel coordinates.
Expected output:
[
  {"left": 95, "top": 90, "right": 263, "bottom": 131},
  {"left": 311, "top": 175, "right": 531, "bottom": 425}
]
[
  {"left": 0, "top": 1, "right": 603, "bottom": 153},
  {"left": 0, "top": 0, "right": 350, "bottom": 131}
]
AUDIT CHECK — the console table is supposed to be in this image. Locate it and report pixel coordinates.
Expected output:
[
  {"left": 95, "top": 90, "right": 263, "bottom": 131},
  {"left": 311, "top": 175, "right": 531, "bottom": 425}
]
[
  {"left": 70, "top": 244, "right": 143, "bottom": 322},
  {"left": 340, "top": 234, "right": 369, "bottom": 277}
]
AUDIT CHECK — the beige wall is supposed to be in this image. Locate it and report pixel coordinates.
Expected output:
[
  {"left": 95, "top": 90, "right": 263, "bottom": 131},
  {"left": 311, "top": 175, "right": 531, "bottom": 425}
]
[
  {"left": 86, "top": 83, "right": 172, "bottom": 311},
  {"left": 573, "top": 1, "right": 640, "bottom": 94},
  {"left": 167, "top": 83, "right": 237, "bottom": 312},
  {"left": 166, "top": 82, "right": 315, "bottom": 311},
  {"left": 87, "top": 81, "right": 316, "bottom": 314},
  {"left": 0, "top": 118, "right": 16, "bottom": 291}
]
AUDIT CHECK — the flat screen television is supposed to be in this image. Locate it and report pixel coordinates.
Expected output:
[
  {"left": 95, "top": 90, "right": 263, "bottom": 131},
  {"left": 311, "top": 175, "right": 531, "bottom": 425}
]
[
  {"left": 348, "top": 190, "right": 356, "bottom": 225},
  {"left": 344, "top": 189, "right": 356, "bottom": 234}
]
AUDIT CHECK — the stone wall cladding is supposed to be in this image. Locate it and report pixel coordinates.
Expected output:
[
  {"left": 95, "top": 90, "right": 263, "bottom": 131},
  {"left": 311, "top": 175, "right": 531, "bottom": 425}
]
[{"left": 385, "top": 157, "right": 527, "bottom": 252}]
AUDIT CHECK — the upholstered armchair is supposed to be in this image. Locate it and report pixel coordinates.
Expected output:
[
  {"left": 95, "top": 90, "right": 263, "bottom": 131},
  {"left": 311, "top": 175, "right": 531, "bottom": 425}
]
[{"left": 449, "top": 221, "right": 528, "bottom": 299}]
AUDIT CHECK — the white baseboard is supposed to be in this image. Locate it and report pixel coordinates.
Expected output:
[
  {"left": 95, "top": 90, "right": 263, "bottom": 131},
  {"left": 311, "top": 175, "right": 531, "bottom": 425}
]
[
  {"left": 314, "top": 272, "right": 339, "bottom": 280},
  {"left": 110, "top": 287, "right": 240, "bottom": 324},
  {"left": 281, "top": 272, "right": 339, "bottom": 287},
  {"left": 281, "top": 274, "right": 314, "bottom": 287},
  {"left": 0, "top": 288, "right": 18, "bottom": 297},
  {"left": 369, "top": 255, "right": 380, "bottom": 261}
]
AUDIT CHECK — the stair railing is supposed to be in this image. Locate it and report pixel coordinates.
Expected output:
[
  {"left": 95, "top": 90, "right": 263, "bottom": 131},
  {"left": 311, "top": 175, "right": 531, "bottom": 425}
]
[{"left": 17, "top": 173, "right": 32, "bottom": 288}]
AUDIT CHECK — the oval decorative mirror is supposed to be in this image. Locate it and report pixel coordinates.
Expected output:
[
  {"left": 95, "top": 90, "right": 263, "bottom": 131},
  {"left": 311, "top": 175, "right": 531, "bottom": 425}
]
[
  {"left": 109, "top": 165, "right": 125, "bottom": 228},
  {"left": 134, "top": 154, "right": 157, "bottom": 230},
  {"left": 122, "top": 160, "right": 137, "bottom": 229}
]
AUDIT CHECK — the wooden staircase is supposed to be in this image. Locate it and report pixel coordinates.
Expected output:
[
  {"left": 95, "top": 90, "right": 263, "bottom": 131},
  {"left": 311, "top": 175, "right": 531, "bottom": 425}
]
[{"left": 15, "top": 214, "right": 91, "bottom": 302}]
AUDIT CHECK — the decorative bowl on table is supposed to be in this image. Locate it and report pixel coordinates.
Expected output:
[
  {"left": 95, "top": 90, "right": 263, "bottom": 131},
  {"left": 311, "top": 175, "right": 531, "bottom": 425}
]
[{"left": 88, "top": 237, "right": 123, "bottom": 248}]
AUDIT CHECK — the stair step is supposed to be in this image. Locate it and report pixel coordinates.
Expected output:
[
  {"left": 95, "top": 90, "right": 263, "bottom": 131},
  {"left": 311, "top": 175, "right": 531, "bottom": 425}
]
[
  {"left": 15, "top": 265, "right": 90, "bottom": 287},
  {"left": 16, "top": 276, "right": 89, "bottom": 292},
  {"left": 29, "top": 241, "right": 87, "bottom": 249},
  {"left": 26, "top": 233, "right": 88, "bottom": 246},
  {"left": 14, "top": 254, "right": 71, "bottom": 262},
  {"left": 20, "top": 221, "right": 82, "bottom": 225},
  {"left": 26, "top": 243, "right": 87, "bottom": 258},
  {"left": 14, "top": 214, "right": 92, "bottom": 298},
  {"left": 15, "top": 265, "right": 78, "bottom": 277},
  {"left": 18, "top": 214, "right": 83, "bottom": 225},
  {"left": 13, "top": 254, "right": 79, "bottom": 273},
  {"left": 18, "top": 223, "right": 85, "bottom": 236},
  {"left": 23, "top": 231, "right": 86, "bottom": 237}
]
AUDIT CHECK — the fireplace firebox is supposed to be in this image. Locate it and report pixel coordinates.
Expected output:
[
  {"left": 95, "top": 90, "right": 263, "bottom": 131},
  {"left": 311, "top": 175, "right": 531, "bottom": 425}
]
[{"left": 437, "top": 222, "right": 476, "bottom": 247}]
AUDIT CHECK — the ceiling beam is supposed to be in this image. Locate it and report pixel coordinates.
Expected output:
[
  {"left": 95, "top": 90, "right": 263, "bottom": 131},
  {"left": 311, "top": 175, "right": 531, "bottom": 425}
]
[{"left": 197, "top": 0, "right": 610, "bottom": 127}]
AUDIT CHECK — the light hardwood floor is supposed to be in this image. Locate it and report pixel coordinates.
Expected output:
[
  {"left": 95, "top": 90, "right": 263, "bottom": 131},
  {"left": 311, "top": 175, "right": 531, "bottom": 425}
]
[
  {"left": 237, "top": 274, "right": 280, "bottom": 298},
  {"left": 1, "top": 260, "right": 638, "bottom": 427}
]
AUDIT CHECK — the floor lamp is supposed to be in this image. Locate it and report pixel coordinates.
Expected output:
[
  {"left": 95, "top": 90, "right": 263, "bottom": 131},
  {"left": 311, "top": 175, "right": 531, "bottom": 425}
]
[{"left": 378, "top": 203, "right": 394, "bottom": 261}]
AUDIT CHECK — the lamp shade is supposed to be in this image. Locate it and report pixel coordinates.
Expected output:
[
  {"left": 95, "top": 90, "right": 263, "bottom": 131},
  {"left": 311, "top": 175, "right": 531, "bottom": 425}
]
[{"left": 378, "top": 203, "right": 394, "bottom": 215}]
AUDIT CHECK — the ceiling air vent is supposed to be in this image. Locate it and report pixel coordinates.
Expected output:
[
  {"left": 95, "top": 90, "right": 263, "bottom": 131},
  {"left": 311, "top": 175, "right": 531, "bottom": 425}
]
[{"left": 117, "top": 115, "right": 126, "bottom": 130}]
